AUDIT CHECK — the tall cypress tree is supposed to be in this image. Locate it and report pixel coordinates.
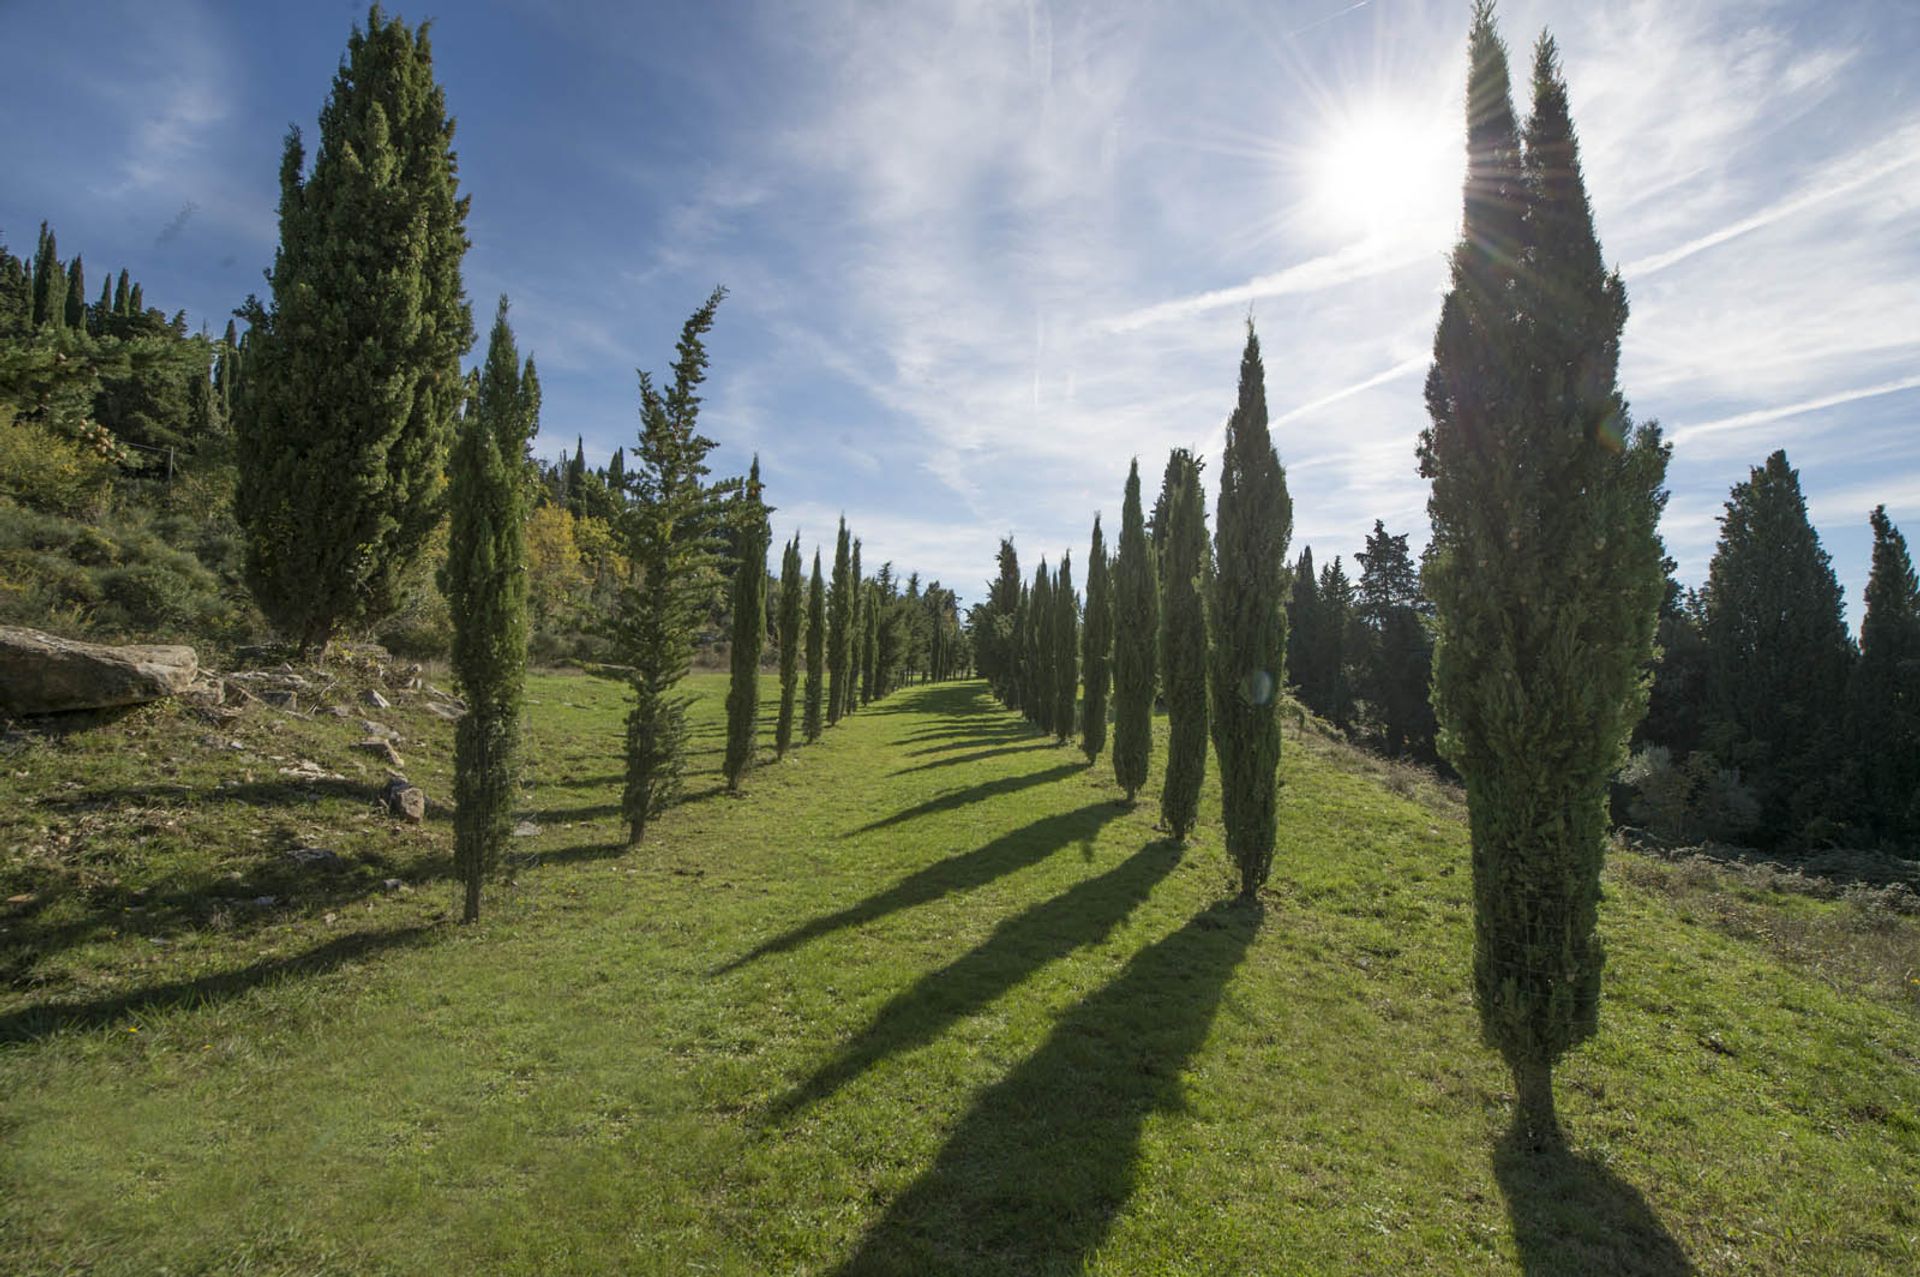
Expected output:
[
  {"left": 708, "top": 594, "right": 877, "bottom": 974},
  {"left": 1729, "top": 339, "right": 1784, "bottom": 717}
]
[
  {"left": 847, "top": 538, "right": 864, "bottom": 714},
  {"left": 235, "top": 8, "right": 473, "bottom": 655},
  {"left": 803, "top": 548, "right": 827, "bottom": 743},
  {"left": 1010, "top": 584, "right": 1032, "bottom": 719},
  {"left": 724, "top": 457, "right": 771, "bottom": 792},
  {"left": 1317, "top": 556, "right": 1356, "bottom": 729},
  {"left": 1031, "top": 561, "right": 1055, "bottom": 734},
  {"left": 1053, "top": 551, "right": 1078, "bottom": 744},
  {"left": 446, "top": 297, "right": 534, "bottom": 924},
  {"left": 983, "top": 539, "right": 1022, "bottom": 705},
  {"left": 1081, "top": 515, "right": 1113, "bottom": 763},
  {"left": 1851, "top": 506, "right": 1920, "bottom": 844},
  {"left": 617, "top": 287, "right": 728, "bottom": 845},
  {"left": 1112, "top": 459, "right": 1158, "bottom": 801},
  {"left": 1288, "top": 546, "right": 1320, "bottom": 707},
  {"left": 112, "top": 269, "right": 131, "bottom": 319},
  {"left": 1210, "top": 324, "right": 1292, "bottom": 898},
  {"left": 30, "top": 223, "right": 63, "bottom": 331},
  {"left": 1160, "top": 451, "right": 1210, "bottom": 842},
  {"left": 62, "top": 255, "right": 86, "bottom": 331},
  {"left": 775, "top": 533, "right": 805, "bottom": 760},
  {"left": 1355, "top": 521, "right": 1436, "bottom": 759},
  {"left": 828, "top": 519, "right": 852, "bottom": 725},
  {"left": 1418, "top": 9, "right": 1669, "bottom": 1146},
  {"left": 1701, "top": 450, "right": 1853, "bottom": 844},
  {"left": 862, "top": 579, "right": 881, "bottom": 704}
]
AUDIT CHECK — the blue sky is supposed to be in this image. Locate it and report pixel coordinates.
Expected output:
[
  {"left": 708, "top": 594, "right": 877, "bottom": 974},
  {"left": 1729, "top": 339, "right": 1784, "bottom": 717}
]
[{"left": 4, "top": 0, "right": 1916, "bottom": 616}]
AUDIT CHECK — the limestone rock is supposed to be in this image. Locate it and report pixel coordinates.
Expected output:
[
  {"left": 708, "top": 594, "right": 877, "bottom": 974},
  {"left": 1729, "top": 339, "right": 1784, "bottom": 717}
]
[
  {"left": 382, "top": 775, "right": 427, "bottom": 823},
  {"left": 0, "top": 626, "right": 198, "bottom": 716}
]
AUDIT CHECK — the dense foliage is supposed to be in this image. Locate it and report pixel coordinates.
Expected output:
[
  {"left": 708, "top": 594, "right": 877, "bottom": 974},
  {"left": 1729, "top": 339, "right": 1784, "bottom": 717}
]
[
  {"left": 1159, "top": 450, "right": 1210, "bottom": 843},
  {"left": 724, "top": 458, "right": 770, "bottom": 791}
]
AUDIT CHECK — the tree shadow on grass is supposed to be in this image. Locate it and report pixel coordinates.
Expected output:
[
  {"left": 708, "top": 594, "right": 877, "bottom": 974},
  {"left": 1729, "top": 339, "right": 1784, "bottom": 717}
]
[
  {"left": 1493, "top": 1121, "right": 1693, "bottom": 1276},
  {"left": 828, "top": 899, "right": 1260, "bottom": 1276},
  {"left": 0, "top": 923, "right": 439, "bottom": 1045},
  {"left": 774, "top": 838, "right": 1183, "bottom": 1116},
  {"left": 508, "top": 840, "right": 629, "bottom": 871},
  {"left": 898, "top": 724, "right": 1039, "bottom": 755},
  {"left": 715, "top": 802, "right": 1126, "bottom": 974},
  {"left": 847, "top": 763, "right": 1085, "bottom": 837},
  {"left": 887, "top": 740, "right": 1058, "bottom": 776}
]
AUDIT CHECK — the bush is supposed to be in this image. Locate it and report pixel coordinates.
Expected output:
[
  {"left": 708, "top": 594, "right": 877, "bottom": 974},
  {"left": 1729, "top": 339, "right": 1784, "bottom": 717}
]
[
  {"left": 0, "top": 409, "right": 116, "bottom": 518},
  {"left": 1620, "top": 745, "right": 1761, "bottom": 845}
]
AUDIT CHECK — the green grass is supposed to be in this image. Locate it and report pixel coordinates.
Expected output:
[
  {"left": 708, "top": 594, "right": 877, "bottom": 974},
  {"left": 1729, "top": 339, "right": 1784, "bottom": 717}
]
[{"left": 2, "top": 672, "right": 1916, "bottom": 1274}]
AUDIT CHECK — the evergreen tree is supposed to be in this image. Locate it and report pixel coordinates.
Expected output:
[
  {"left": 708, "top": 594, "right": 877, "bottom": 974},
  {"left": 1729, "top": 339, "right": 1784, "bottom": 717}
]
[
  {"left": 1030, "top": 560, "right": 1055, "bottom": 734},
  {"left": 1317, "top": 557, "right": 1357, "bottom": 729},
  {"left": 93, "top": 276, "right": 113, "bottom": 336},
  {"left": 1081, "top": 514, "right": 1113, "bottom": 762},
  {"left": 724, "top": 457, "right": 770, "bottom": 791},
  {"left": 848, "top": 538, "right": 865, "bottom": 713},
  {"left": 861, "top": 579, "right": 880, "bottom": 704},
  {"left": 1288, "top": 547, "right": 1321, "bottom": 708},
  {"left": 112, "top": 269, "right": 130, "bottom": 318},
  {"left": 129, "top": 282, "right": 144, "bottom": 314},
  {"left": 1701, "top": 450, "right": 1854, "bottom": 844},
  {"left": 775, "top": 533, "right": 805, "bottom": 760},
  {"left": 1418, "top": 10, "right": 1669, "bottom": 1146},
  {"left": 616, "top": 286, "right": 728, "bottom": 844},
  {"left": 1112, "top": 459, "right": 1158, "bottom": 801},
  {"left": 30, "top": 223, "right": 64, "bottom": 332},
  {"left": 1053, "top": 551, "right": 1078, "bottom": 744},
  {"left": 1210, "top": 324, "right": 1292, "bottom": 897},
  {"left": 446, "top": 297, "right": 534, "bottom": 924},
  {"left": 565, "top": 436, "right": 588, "bottom": 517},
  {"left": 1637, "top": 566, "right": 1709, "bottom": 757},
  {"left": 234, "top": 9, "right": 473, "bottom": 654},
  {"left": 828, "top": 519, "right": 852, "bottom": 725},
  {"left": 62, "top": 255, "right": 86, "bottom": 331},
  {"left": 1851, "top": 506, "right": 1920, "bottom": 844},
  {"left": 0, "top": 242, "right": 31, "bottom": 336},
  {"left": 804, "top": 548, "right": 827, "bottom": 743},
  {"left": 1010, "top": 584, "right": 1032, "bottom": 719},
  {"left": 982, "top": 538, "right": 1022, "bottom": 705},
  {"left": 1355, "top": 520, "right": 1436, "bottom": 758},
  {"left": 1160, "top": 451, "right": 1210, "bottom": 842}
]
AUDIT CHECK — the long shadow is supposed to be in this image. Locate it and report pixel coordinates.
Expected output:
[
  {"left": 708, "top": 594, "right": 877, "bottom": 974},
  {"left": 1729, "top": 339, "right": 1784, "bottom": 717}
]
[
  {"left": 52, "top": 778, "right": 453, "bottom": 823},
  {"left": 775, "top": 838, "right": 1183, "bottom": 1115},
  {"left": 847, "top": 763, "right": 1085, "bottom": 837},
  {"left": 715, "top": 803, "right": 1125, "bottom": 974},
  {"left": 509, "top": 839, "right": 630, "bottom": 870},
  {"left": 0, "top": 923, "right": 439, "bottom": 1045},
  {"left": 528, "top": 800, "right": 622, "bottom": 823},
  {"left": 899, "top": 725, "right": 1038, "bottom": 755},
  {"left": 829, "top": 899, "right": 1260, "bottom": 1275},
  {"left": 887, "top": 740, "right": 1058, "bottom": 776},
  {"left": 1494, "top": 1123, "right": 1693, "bottom": 1275}
]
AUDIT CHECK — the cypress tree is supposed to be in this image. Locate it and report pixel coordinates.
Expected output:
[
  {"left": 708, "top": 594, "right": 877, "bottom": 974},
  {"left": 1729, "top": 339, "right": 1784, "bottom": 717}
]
[
  {"left": 862, "top": 579, "right": 880, "bottom": 704},
  {"left": 1160, "top": 451, "right": 1210, "bottom": 842},
  {"left": 1112, "top": 459, "right": 1158, "bottom": 801},
  {"left": 234, "top": 8, "right": 473, "bottom": 655},
  {"left": 724, "top": 457, "right": 771, "bottom": 792},
  {"left": 446, "top": 297, "right": 534, "bottom": 924},
  {"left": 1081, "top": 514, "right": 1113, "bottom": 763},
  {"left": 617, "top": 286, "right": 728, "bottom": 845},
  {"left": 1851, "top": 506, "right": 1920, "bottom": 844},
  {"left": 827, "top": 520, "right": 852, "bottom": 724},
  {"left": 1418, "top": 9, "right": 1669, "bottom": 1147},
  {"left": 983, "top": 538, "right": 1023, "bottom": 706},
  {"left": 1701, "top": 450, "right": 1853, "bottom": 844},
  {"left": 94, "top": 276, "right": 113, "bottom": 336},
  {"left": 1355, "top": 521, "right": 1436, "bottom": 758},
  {"left": 1210, "top": 324, "right": 1292, "bottom": 898},
  {"left": 1288, "top": 547, "right": 1320, "bottom": 706},
  {"left": 847, "top": 538, "right": 864, "bottom": 714},
  {"left": 63, "top": 255, "right": 86, "bottom": 331},
  {"left": 775, "top": 533, "right": 805, "bottom": 760},
  {"left": 1010, "top": 584, "right": 1032, "bottom": 719},
  {"left": 804, "top": 548, "right": 827, "bottom": 742},
  {"left": 129, "top": 282, "right": 144, "bottom": 315},
  {"left": 1053, "top": 551, "right": 1078, "bottom": 744},
  {"left": 1031, "top": 561, "right": 1055, "bottom": 734},
  {"left": 30, "top": 224, "right": 64, "bottom": 332},
  {"left": 112, "top": 269, "right": 131, "bottom": 318},
  {"left": 1317, "top": 556, "right": 1356, "bottom": 729}
]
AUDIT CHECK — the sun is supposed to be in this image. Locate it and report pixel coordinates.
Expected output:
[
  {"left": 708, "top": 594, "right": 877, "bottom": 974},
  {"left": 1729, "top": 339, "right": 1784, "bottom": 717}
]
[{"left": 1305, "top": 102, "right": 1459, "bottom": 246}]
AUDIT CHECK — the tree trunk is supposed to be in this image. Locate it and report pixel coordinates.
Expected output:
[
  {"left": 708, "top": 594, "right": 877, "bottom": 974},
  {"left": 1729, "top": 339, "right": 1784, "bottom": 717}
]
[
  {"left": 463, "top": 873, "right": 481, "bottom": 924},
  {"left": 1513, "top": 1057, "right": 1562, "bottom": 1151}
]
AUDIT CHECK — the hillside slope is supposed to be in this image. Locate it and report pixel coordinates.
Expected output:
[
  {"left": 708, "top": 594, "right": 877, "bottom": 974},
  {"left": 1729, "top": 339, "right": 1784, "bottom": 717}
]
[{"left": 1, "top": 673, "right": 1915, "bottom": 1274}]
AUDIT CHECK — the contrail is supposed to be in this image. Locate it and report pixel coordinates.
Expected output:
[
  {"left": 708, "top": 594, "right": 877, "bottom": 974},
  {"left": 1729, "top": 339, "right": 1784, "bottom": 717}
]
[
  {"left": 1287, "top": 1, "right": 1373, "bottom": 39},
  {"left": 1669, "top": 374, "right": 1920, "bottom": 447}
]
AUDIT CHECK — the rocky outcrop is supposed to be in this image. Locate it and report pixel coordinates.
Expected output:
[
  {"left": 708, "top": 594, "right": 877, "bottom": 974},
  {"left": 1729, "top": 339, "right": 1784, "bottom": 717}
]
[{"left": 0, "top": 626, "right": 199, "bottom": 717}]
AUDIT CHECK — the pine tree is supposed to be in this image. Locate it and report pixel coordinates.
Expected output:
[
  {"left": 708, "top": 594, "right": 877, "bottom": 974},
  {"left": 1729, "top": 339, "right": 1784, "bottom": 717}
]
[
  {"left": 234, "top": 9, "right": 473, "bottom": 655},
  {"left": 1112, "top": 459, "right": 1158, "bottom": 801},
  {"left": 1160, "top": 451, "right": 1210, "bottom": 842},
  {"left": 983, "top": 538, "right": 1022, "bottom": 706},
  {"left": 30, "top": 223, "right": 64, "bottom": 331},
  {"left": 1418, "top": 9, "right": 1669, "bottom": 1147},
  {"left": 446, "top": 297, "right": 534, "bottom": 924},
  {"left": 1702, "top": 450, "right": 1854, "bottom": 844},
  {"left": 775, "top": 533, "right": 805, "bottom": 760},
  {"left": 1355, "top": 521, "right": 1436, "bottom": 758},
  {"left": 1081, "top": 515, "right": 1113, "bottom": 762},
  {"left": 1210, "top": 324, "right": 1292, "bottom": 897},
  {"left": 1851, "top": 506, "right": 1920, "bottom": 844},
  {"left": 724, "top": 457, "right": 770, "bottom": 791},
  {"left": 804, "top": 548, "right": 827, "bottom": 742},
  {"left": 1053, "top": 551, "right": 1078, "bottom": 744},
  {"left": 62, "top": 255, "right": 86, "bottom": 331},
  {"left": 616, "top": 286, "right": 728, "bottom": 845},
  {"left": 827, "top": 520, "right": 853, "bottom": 723}
]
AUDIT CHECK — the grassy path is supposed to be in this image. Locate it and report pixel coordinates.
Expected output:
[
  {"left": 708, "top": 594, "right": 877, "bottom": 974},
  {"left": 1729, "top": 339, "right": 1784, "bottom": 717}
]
[{"left": 2, "top": 673, "right": 1915, "bottom": 1273}]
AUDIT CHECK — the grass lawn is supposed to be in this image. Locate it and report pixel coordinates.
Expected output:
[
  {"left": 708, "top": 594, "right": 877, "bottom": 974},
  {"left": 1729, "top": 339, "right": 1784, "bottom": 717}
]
[{"left": 2, "top": 670, "right": 1916, "bottom": 1274}]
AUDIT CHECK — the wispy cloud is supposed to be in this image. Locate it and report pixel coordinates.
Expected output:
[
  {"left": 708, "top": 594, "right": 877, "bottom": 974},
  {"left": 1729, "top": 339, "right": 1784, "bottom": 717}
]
[{"left": 1669, "top": 374, "right": 1920, "bottom": 449}]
